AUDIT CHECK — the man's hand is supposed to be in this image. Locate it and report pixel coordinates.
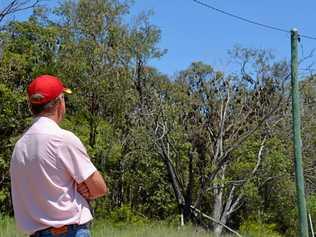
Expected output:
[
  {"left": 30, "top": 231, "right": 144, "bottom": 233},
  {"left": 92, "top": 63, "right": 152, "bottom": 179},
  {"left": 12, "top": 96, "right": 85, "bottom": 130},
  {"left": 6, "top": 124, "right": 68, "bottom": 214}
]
[
  {"left": 77, "top": 182, "right": 91, "bottom": 200},
  {"left": 84, "top": 171, "right": 108, "bottom": 199}
]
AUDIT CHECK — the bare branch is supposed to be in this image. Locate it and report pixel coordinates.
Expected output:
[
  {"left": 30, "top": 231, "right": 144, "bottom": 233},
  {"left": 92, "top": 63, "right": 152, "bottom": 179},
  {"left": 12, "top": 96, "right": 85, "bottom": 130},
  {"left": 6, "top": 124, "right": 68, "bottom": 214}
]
[
  {"left": 0, "top": 0, "right": 42, "bottom": 23},
  {"left": 251, "top": 136, "right": 266, "bottom": 175},
  {"left": 190, "top": 205, "right": 243, "bottom": 237},
  {"left": 299, "top": 43, "right": 315, "bottom": 66},
  {"left": 227, "top": 194, "right": 243, "bottom": 216},
  {"left": 259, "top": 174, "right": 287, "bottom": 188}
]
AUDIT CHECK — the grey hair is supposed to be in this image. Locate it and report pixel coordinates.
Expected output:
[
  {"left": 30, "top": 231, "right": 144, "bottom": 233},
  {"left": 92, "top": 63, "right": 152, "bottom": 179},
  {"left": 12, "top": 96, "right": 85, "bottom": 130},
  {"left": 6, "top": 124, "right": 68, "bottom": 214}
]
[
  {"left": 42, "top": 95, "right": 63, "bottom": 110},
  {"left": 29, "top": 93, "right": 64, "bottom": 115}
]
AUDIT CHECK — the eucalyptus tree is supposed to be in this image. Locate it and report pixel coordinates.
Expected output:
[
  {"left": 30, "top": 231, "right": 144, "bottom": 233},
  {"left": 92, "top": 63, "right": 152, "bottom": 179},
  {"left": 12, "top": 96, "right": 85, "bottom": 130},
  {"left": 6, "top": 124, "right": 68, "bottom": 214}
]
[
  {"left": 140, "top": 46, "right": 290, "bottom": 235},
  {"left": 55, "top": 0, "right": 134, "bottom": 147},
  {"left": 54, "top": 0, "right": 167, "bottom": 211}
]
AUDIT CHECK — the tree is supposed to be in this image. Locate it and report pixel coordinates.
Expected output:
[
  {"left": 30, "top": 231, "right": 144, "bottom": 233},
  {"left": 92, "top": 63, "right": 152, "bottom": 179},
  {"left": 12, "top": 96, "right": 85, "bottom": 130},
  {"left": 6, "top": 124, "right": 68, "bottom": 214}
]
[
  {"left": 0, "top": 11, "right": 61, "bottom": 214},
  {"left": 0, "top": 83, "right": 26, "bottom": 214},
  {"left": 55, "top": 0, "right": 166, "bottom": 212},
  {"left": 300, "top": 75, "right": 316, "bottom": 196},
  {"left": 55, "top": 0, "right": 129, "bottom": 147},
  {"left": 139, "top": 47, "right": 290, "bottom": 235}
]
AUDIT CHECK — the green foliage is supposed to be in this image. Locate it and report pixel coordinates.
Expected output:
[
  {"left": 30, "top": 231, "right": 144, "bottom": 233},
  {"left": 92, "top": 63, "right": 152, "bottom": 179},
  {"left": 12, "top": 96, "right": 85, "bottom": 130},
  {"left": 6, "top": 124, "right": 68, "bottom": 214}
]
[
  {"left": 0, "top": 18, "right": 60, "bottom": 89},
  {"left": 0, "top": 83, "right": 25, "bottom": 130},
  {"left": 109, "top": 205, "right": 148, "bottom": 227},
  {"left": 239, "top": 219, "right": 282, "bottom": 237},
  {"left": 0, "top": 83, "right": 29, "bottom": 214},
  {"left": 307, "top": 194, "right": 316, "bottom": 232}
]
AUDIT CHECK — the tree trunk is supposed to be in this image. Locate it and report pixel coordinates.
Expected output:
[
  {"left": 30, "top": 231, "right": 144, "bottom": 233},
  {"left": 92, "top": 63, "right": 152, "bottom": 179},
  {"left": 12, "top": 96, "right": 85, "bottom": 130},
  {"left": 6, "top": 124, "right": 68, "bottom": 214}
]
[
  {"left": 163, "top": 155, "right": 185, "bottom": 211},
  {"left": 157, "top": 141, "right": 186, "bottom": 224},
  {"left": 212, "top": 166, "right": 226, "bottom": 236},
  {"left": 184, "top": 150, "right": 194, "bottom": 223},
  {"left": 89, "top": 120, "right": 96, "bottom": 147}
]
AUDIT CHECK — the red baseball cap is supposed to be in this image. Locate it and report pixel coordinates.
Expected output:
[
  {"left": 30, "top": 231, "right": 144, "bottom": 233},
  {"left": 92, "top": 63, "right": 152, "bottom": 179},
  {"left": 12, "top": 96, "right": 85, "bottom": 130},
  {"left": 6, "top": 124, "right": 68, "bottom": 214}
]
[{"left": 27, "top": 75, "right": 72, "bottom": 105}]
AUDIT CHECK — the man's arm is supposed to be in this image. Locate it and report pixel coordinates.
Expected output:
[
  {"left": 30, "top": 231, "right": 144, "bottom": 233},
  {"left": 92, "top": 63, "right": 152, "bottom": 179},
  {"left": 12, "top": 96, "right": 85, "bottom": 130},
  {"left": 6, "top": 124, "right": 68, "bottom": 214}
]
[
  {"left": 60, "top": 131, "right": 108, "bottom": 199},
  {"left": 78, "top": 171, "right": 108, "bottom": 200}
]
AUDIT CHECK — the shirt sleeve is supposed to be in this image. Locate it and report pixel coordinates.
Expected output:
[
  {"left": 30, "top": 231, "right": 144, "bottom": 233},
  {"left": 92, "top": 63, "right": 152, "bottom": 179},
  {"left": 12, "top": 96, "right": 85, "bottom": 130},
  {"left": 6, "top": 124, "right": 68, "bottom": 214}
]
[{"left": 57, "top": 131, "right": 97, "bottom": 184}]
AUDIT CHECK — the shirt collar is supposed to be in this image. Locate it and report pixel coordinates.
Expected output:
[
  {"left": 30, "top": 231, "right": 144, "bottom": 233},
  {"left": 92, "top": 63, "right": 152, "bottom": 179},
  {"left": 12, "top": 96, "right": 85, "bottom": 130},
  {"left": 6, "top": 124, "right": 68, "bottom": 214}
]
[{"left": 33, "top": 116, "right": 60, "bottom": 128}]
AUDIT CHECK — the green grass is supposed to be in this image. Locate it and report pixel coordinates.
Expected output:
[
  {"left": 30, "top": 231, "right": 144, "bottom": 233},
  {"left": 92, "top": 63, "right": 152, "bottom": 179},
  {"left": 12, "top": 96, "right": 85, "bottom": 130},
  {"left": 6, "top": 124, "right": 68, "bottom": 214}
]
[
  {"left": 92, "top": 223, "right": 217, "bottom": 237},
  {"left": 0, "top": 217, "right": 24, "bottom": 237},
  {"left": 0, "top": 217, "right": 231, "bottom": 237}
]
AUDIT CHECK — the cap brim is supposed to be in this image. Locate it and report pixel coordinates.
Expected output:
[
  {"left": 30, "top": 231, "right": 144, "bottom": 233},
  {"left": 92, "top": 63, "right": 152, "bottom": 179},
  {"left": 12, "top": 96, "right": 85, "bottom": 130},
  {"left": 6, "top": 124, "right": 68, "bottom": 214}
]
[{"left": 63, "top": 88, "right": 72, "bottom": 94}]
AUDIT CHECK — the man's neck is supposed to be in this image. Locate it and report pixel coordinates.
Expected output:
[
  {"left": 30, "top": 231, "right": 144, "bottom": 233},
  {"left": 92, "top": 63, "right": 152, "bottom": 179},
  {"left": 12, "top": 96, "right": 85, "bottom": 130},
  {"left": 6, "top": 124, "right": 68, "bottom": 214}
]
[{"left": 37, "top": 114, "right": 60, "bottom": 124}]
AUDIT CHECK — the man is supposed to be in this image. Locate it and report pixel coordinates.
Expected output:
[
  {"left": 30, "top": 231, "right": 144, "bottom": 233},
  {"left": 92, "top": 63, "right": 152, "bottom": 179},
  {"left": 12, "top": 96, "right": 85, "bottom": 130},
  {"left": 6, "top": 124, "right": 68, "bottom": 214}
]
[{"left": 10, "top": 75, "right": 108, "bottom": 237}]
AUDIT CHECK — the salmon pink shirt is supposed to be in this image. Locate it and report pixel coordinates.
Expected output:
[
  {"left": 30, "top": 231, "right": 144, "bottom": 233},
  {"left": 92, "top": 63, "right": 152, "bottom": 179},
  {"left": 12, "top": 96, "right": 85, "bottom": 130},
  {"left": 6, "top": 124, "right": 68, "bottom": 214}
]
[{"left": 10, "top": 117, "right": 97, "bottom": 235}]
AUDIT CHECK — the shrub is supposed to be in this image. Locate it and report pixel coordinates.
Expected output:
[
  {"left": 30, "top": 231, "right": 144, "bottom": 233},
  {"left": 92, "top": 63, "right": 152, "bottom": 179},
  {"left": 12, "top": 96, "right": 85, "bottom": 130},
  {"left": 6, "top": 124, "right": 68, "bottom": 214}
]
[
  {"left": 239, "top": 219, "right": 282, "bottom": 237},
  {"left": 109, "top": 205, "right": 148, "bottom": 227}
]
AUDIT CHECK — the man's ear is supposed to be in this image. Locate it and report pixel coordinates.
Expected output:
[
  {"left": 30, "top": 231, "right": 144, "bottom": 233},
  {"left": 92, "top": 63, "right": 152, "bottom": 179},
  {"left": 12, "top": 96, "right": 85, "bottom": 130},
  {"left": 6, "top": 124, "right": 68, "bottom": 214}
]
[{"left": 57, "top": 97, "right": 63, "bottom": 107}]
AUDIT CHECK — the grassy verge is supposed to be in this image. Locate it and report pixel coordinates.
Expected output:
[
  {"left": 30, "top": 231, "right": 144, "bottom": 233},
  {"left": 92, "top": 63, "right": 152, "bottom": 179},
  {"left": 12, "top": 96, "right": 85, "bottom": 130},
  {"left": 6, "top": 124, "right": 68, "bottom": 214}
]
[
  {"left": 0, "top": 217, "right": 24, "bottom": 237},
  {"left": 0, "top": 217, "right": 231, "bottom": 237}
]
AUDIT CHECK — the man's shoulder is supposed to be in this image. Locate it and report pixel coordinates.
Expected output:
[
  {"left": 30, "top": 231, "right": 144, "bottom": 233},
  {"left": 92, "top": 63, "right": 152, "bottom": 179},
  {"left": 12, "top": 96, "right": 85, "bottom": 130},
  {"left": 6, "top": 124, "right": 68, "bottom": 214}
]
[{"left": 60, "top": 129, "right": 83, "bottom": 146}]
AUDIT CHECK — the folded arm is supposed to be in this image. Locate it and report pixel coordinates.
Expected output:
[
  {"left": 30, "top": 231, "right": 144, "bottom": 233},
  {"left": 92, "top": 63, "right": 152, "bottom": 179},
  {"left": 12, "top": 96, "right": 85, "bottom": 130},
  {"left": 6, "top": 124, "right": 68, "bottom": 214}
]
[{"left": 77, "top": 171, "right": 108, "bottom": 200}]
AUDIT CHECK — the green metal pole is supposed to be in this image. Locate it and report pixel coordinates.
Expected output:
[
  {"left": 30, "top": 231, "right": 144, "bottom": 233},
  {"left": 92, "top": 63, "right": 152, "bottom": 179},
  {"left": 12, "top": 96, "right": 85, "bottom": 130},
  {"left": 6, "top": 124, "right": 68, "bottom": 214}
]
[{"left": 291, "top": 28, "right": 309, "bottom": 237}]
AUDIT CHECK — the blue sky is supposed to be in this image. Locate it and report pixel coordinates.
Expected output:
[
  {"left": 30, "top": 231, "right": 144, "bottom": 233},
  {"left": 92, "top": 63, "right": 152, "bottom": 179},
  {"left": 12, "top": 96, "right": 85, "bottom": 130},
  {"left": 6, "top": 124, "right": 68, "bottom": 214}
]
[
  {"left": 2, "top": 0, "right": 316, "bottom": 76},
  {"left": 129, "top": 0, "right": 316, "bottom": 76}
]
